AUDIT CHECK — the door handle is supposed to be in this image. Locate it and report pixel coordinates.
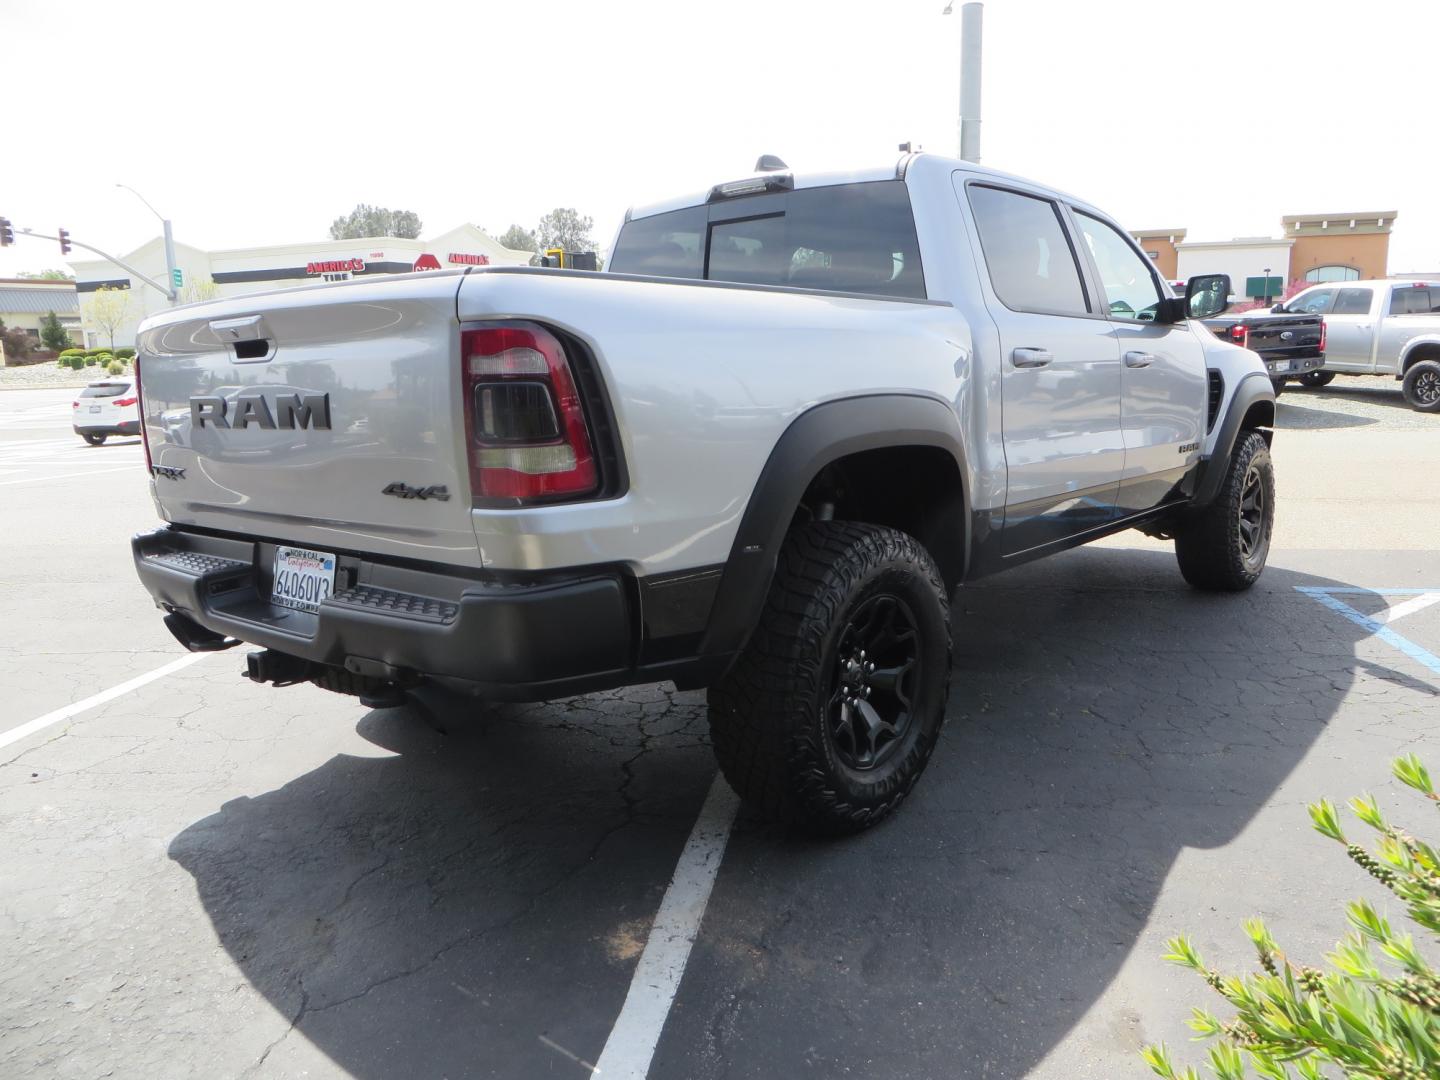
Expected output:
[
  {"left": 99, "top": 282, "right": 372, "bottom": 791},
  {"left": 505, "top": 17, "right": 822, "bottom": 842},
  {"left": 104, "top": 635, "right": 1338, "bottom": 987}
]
[
  {"left": 1124, "top": 350, "right": 1156, "bottom": 368},
  {"left": 1012, "top": 347, "right": 1053, "bottom": 368}
]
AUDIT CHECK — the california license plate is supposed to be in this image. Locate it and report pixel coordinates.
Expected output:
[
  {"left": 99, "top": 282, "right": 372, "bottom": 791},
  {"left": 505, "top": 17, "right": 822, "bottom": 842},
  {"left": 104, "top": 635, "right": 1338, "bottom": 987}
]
[{"left": 271, "top": 546, "right": 336, "bottom": 613}]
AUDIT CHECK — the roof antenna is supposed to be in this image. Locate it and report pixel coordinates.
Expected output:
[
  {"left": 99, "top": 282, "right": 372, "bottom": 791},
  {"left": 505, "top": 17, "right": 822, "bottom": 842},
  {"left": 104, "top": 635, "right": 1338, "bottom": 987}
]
[{"left": 754, "top": 154, "right": 788, "bottom": 173}]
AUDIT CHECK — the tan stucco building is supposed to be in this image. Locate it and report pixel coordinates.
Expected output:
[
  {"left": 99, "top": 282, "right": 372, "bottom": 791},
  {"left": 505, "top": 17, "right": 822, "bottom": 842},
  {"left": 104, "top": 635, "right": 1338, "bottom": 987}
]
[{"left": 1131, "top": 211, "right": 1396, "bottom": 296}]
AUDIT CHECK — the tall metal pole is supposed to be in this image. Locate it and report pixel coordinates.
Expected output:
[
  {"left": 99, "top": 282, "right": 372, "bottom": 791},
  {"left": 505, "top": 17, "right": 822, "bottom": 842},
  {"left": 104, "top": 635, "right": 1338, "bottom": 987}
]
[
  {"left": 117, "top": 184, "right": 178, "bottom": 304},
  {"left": 959, "top": 2, "right": 984, "bottom": 163}
]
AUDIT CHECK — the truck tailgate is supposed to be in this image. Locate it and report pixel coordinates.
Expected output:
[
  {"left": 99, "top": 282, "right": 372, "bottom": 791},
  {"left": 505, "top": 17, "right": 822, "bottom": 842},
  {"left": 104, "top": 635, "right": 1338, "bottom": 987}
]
[{"left": 136, "top": 272, "right": 481, "bottom": 566}]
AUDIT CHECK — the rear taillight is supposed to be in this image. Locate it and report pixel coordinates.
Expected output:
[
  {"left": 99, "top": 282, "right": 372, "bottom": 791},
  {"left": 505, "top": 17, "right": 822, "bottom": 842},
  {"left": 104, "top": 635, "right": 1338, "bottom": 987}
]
[
  {"left": 1229, "top": 324, "right": 1249, "bottom": 348},
  {"left": 113, "top": 396, "right": 137, "bottom": 407},
  {"left": 71, "top": 400, "right": 79, "bottom": 408},
  {"left": 461, "top": 322, "right": 597, "bottom": 503},
  {"left": 1318, "top": 319, "right": 1327, "bottom": 353},
  {"left": 134, "top": 357, "right": 152, "bottom": 471}
]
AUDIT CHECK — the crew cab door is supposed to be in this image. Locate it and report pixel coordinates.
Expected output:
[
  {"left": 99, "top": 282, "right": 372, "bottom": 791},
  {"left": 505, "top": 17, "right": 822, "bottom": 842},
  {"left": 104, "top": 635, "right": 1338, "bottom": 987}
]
[
  {"left": 961, "top": 180, "right": 1125, "bottom": 555},
  {"left": 1068, "top": 208, "right": 1207, "bottom": 514},
  {"left": 1318, "top": 285, "right": 1378, "bottom": 371}
]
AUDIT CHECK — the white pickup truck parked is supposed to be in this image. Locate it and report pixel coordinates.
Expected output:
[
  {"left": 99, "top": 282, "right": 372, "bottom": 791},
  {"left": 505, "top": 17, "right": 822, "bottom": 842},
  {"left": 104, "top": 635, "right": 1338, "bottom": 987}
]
[
  {"left": 1278, "top": 279, "right": 1440, "bottom": 411},
  {"left": 130, "top": 152, "right": 1275, "bottom": 832}
]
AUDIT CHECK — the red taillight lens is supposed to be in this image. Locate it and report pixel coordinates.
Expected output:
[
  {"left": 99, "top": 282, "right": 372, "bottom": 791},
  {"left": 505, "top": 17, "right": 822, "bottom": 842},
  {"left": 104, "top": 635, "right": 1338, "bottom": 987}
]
[
  {"left": 1318, "top": 319, "right": 1327, "bottom": 353},
  {"left": 1229, "top": 324, "right": 1249, "bottom": 347},
  {"left": 134, "top": 357, "right": 152, "bottom": 471},
  {"left": 71, "top": 400, "right": 79, "bottom": 408},
  {"left": 461, "top": 323, "right": 597, "bottom": 503},
  {"left": 113, "top": 396, "right": 137, "bottom": 407}
]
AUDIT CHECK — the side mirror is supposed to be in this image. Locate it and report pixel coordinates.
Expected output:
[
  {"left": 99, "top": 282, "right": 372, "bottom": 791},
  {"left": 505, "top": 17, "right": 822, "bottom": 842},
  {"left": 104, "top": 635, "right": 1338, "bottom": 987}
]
[
  {"left": 1271, "top": 302, "right": 1285, "bottom": 313},
  {"left": 1184, "top": 274, "right": 1231, "bottom": 320}
]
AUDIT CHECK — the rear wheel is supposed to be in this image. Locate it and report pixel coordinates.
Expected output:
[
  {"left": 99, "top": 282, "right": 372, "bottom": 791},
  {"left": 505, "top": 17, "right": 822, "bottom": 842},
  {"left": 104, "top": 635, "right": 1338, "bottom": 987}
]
[
  {"left": 1298, "top": 370, "right": 1335, "bottom": 388},
  {"left": 1174, "top": 431, "right": 1274, "bottom": 592},
  {"left": 1402, "top": 360, "right": 1440, "bottom": 412},
  {"left": 82, "top": 432, "right": 106, "bottom": 446},
  {"left": 708, "top": 522, "right": 951, "bottom": 834}
]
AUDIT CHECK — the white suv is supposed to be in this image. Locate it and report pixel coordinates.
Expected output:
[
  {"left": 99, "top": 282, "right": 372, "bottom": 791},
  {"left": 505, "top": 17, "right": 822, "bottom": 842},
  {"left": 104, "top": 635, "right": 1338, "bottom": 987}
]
[{"left": 72, "top": 379, "right": 140, "bottom": 445}]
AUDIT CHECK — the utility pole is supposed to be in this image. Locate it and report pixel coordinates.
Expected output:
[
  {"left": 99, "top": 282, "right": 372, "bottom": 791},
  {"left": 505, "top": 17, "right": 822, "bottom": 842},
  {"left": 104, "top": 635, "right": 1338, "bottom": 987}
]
[
  {"left": 943, "top": 2, "right": 984, "bottom": 163},
  {"left": 116, "top": 184, "right": 179, "bottom": 303}
]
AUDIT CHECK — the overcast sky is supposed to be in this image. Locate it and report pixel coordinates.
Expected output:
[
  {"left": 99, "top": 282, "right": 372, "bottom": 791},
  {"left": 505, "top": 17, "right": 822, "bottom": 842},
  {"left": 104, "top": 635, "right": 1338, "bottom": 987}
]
[{"left": 4, "top": 0, "right": 1436, "bottom": 278}]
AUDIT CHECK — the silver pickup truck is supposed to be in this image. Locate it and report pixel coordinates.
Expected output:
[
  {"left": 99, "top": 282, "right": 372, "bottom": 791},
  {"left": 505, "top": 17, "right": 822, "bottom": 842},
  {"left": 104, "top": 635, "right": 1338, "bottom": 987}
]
[
  {"left": 129, "top": 153, "right": 1275, "bottom": 831},
  {"left": 1276, "top": 279, "right": 1440, "bottom": 411}
]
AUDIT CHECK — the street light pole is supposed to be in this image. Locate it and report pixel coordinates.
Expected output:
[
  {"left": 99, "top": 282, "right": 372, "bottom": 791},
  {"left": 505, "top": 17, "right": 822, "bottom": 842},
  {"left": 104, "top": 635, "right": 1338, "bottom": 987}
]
[
  {"left": 116, "top": 184, "right": 178, "bottom": 304},
  {"left": 943, "top": 2, "right": 984, "bottom": 162}
]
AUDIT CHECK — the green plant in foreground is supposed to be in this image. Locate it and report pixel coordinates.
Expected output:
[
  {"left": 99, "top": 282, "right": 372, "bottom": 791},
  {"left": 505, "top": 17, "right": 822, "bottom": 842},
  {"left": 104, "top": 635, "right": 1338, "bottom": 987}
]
[{"left": 1144, "top": 754, "right": 1440, "bottom": 1080}]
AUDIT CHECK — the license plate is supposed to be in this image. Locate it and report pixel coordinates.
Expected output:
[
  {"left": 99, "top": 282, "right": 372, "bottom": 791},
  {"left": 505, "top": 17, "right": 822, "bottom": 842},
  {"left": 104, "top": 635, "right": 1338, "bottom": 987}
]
[
  {"left": 1268, "top": 361, "right": 1288, "bottom": 373},
  {"left": 89, "top": 405, "right": 101, "bottom": 413},
  {"left": 271, "top": 546, "right": 336, "bottom": 613}
]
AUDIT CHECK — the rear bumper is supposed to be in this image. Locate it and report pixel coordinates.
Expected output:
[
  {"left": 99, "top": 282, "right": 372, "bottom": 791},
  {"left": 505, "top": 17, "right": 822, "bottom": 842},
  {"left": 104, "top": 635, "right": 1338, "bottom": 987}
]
[
  {"left": 132, "top": 526, "right": 730, "bottom": 700},
  {"left": 1261, "top": 352, "right": 1324, "bottom": 379},
  {"left": 74, "top": 420, "right": 140, "bottom": 435}
]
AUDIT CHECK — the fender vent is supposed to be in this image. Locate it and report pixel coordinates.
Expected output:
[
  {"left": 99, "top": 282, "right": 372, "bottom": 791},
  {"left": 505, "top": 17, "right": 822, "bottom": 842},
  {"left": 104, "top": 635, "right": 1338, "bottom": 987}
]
[{"left": 1207, "top": 370, "right": 1223, "bottom": 432}]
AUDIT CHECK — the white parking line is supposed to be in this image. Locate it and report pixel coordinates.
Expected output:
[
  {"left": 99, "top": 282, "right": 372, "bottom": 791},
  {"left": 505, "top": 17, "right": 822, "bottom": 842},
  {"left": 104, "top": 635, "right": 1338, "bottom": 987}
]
[
  {"left": 0, "top": 652, "right": 212, "bottom": 755},
  {"left": 594, "top": 774, "right": 739, "bottom": 1079},
  {"left": 0, "top": 466, "right": 136, "bottom": 487}
]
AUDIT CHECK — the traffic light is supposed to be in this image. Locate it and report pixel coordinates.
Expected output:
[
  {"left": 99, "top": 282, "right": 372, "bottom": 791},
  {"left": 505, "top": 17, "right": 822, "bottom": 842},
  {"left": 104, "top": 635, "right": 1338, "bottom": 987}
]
[
  {"left": 0, "top": 217, "right": 13, "bottom": 247},
  {"left": 58, "top": 228, "right": 71, "bottom": 256}
]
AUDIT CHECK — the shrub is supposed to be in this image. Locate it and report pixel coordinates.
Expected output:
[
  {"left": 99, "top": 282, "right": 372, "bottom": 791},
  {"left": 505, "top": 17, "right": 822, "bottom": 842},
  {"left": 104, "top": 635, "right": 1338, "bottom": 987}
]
[
  {"left": 1144, "top": 754, "right": 1440, "bottom": 1080},
  {"left": 114, "top": 347, "right": 136, "bottom": 360},
  {"left": 83, "top": 348, "right": 111, "bottom": 358},
  {"left": 105, "top": 359, "right": 126, "bottom": 376},
  {"left": 59, "top": 348, "right": 85, "bottom": 359},
  {"left": 58, "top": 354, "right": 87, "bottom": 370}
]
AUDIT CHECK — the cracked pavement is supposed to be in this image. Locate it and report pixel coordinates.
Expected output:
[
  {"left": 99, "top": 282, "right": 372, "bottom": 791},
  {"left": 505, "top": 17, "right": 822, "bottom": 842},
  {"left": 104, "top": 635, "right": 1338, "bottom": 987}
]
[{"left": 2, "top": 387, "right": 1438, "bottom": 1079}]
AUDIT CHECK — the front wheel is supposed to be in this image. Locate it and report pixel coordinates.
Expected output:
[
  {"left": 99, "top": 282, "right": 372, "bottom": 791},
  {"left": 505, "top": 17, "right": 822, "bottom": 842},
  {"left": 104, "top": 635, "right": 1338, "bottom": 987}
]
[
  {"left": 708, "top": 522, "right": 951, "bottom": 834},
  {"left": 1174, "top": 431, "right": 1275, "bottom": 592},
  {"left": 1298, "top": 370, "right": 1335, "bottom": 388},
  {"left": 81, "top": 432, "right": 106, "bottom": 446},
  {"left": 1402, "top": 360, "right": 1440, "bottom": 412}
]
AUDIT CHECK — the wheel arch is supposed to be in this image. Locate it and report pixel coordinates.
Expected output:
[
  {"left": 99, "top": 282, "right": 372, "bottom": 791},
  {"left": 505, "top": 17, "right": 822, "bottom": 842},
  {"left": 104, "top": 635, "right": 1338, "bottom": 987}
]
[
  {"left": 1400, "top": 339, "right": 1440, "bottom": 376},
  {"left": 1194, "top": 371, "right": 1274, "bottom": 507},
  {"left": 697, "top": 394, "right": 972, "bottom": 663}
]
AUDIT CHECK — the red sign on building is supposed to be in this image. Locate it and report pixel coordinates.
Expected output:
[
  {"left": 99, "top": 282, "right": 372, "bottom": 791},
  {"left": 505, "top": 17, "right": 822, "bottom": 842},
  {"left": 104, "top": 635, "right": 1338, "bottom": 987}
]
[
  {"left": 306, "top": 258, "right": 365, "bottom": 275},
  {"left": 413, "top": 253, "right": 443, "bottom": 272},
  {"left": 448, "top": 253, "right": 490, "bottom": 266}
]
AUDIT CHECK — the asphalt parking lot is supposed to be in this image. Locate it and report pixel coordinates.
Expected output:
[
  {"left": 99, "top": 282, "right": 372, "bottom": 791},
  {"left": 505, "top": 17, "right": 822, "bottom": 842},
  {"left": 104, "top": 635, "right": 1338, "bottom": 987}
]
[{"left": 3, "top": 380, "right": 1438, "bottom": 1079}]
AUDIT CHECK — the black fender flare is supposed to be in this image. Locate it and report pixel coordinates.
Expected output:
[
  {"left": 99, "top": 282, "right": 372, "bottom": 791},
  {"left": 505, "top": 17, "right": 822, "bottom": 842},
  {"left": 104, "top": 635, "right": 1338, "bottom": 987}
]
[
  {"left": 697, "top": 394, "right": 971, "bottom": 662},
  {"left": 1194, "top": 371, "right": 1274, "bottom": 507}
]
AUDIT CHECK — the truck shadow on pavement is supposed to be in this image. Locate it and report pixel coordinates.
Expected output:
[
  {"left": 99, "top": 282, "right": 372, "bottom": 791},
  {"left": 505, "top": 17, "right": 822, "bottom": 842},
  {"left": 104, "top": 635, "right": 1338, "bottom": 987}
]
[{"left": 170, "top": 549, "right": 1392, "bottom": 1079}]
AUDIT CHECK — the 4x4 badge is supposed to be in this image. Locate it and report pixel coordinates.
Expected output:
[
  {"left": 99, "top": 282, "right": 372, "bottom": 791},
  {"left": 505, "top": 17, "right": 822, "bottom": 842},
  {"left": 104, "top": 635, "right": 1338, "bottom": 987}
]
[{"left": 382, "top": 482, "right": 451, "bottom": 501}]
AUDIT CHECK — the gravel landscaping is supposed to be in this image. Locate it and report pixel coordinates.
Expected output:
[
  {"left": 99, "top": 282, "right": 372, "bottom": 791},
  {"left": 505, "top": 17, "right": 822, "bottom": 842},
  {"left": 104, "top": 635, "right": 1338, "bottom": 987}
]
[{"left": 0, "top": 362, "right": 126, "bottom": 390}]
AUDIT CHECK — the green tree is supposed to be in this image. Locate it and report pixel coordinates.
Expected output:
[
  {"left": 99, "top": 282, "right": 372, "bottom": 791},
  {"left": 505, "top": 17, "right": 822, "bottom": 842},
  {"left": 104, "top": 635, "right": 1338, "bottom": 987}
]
[
  {"left": 497, "top": 224, "right": 538, "bottom": 254},
  {"left": 85, "top": 286, "right": 130, "bottom": 355},
  {"left": 329, "top": 204, "right": 423, "bottom": 240},
  {"left": 1145, "top": 754, "right": 1440, "bottom": 1080},
  {"left": 16, "top": 269, "right": 75, "bottom": 281},
  {"left": 535, "top": 208, "right": 596, "bottom": 255},
  {"left": 39, "top": 310, "right": 70, "bottom": 351},
  {"left": 181, "top": 276, "right": 220, "bottom": 304}
]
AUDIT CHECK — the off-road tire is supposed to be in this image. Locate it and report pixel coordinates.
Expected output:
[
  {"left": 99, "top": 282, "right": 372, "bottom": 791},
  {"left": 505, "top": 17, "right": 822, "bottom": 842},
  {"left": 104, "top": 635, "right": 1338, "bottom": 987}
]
[
  {"left": 1402, "top": 360, "right": 1440, "bottom": 413},
  {"left": 708, "top": 522, "right": 951, "bottom": 834},
  {"left": 1174, "top": 431, "right": 1275, "bottom": 592},
  {"left": 82, "top": 432, "right": 106, "bottom": 446},
  {"left": 1298, "top": 370, "right": 1335, "bottom": 388}
]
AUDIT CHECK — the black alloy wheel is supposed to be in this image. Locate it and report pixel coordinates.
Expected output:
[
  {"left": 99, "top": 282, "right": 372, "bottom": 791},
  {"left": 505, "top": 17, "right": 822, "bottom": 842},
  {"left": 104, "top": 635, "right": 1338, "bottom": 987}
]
[
  {"left": 826, "top": 594, "right": 920, "bottom": 772},
  {"left": 1237, "top": 463, "right": 1266, "bottom": 567}
]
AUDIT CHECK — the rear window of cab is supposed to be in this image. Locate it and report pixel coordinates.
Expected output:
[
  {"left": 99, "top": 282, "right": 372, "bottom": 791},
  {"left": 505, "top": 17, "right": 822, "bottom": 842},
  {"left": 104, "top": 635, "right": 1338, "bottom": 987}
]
[{"left": 609, "top": 180, "right": 926, "bottom": 300}]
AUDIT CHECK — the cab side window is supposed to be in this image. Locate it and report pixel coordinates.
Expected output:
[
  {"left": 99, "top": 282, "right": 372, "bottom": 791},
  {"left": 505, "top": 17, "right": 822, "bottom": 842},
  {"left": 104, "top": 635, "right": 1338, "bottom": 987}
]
[
  {"left": 1287, "top": 289, "right": 1335, "bottom": 315},
  {"left": 1074, "top": 212, "right": 1163, "bottom": 321},
  {"left": 1389, "top": 287, "right": 1435, "bottom": 315},
  {"left": 967, "top": 184, "right": 1089, "bottom": 316},
  {"left": 1332, "top": 288, "right": 1374, "bottom": 316}
]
